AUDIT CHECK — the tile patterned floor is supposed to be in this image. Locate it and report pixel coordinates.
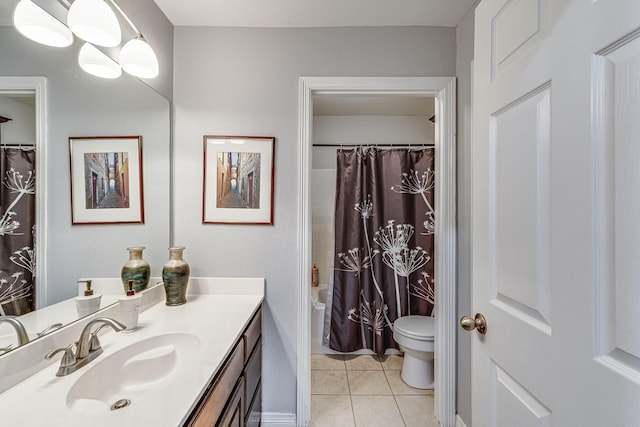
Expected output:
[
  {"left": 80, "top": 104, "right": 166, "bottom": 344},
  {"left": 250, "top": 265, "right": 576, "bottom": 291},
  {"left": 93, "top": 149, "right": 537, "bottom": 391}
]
[{"left": 311, "top": 354, "right": 439, "bottom": 427}]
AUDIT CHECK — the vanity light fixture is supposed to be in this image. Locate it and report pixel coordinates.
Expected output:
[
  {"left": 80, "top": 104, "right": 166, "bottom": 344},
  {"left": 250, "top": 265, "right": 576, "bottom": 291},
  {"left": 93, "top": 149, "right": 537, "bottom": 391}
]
[
  {"left": 107, "top": 0, "right": 159, "bottom": 78},
  {"left": 12, "top": 0, "right": 159, "bottom": 80},
  {"left": 13, "top": 0, "right": 73, "bottom": 47},
  {"left": 67, "top": 0, "right": 121, "bottom": 47},
  {"left": 78, "top": 42, "right": 122, "bottom": 79},
  {"left": 119, "top": 36, "right": 159, "bottom": 79}
]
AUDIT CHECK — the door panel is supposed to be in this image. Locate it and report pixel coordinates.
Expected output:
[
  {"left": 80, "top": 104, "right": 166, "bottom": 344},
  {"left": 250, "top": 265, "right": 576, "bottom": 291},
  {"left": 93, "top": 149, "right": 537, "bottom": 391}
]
[
  {"left": 473, "top": 0, "right": 640, "bottom": 425},
  {"left": 490, "top": 84, "right": 552, "bottom": 331},
  {"left": 594, "top": 31, "right": 640, "bottom": 382},
  {"left": 492, "top": 362, "right": 551, "bottom": 427},
  {"left": 492, "top": 0, "right": 547, "bottom": 79}
]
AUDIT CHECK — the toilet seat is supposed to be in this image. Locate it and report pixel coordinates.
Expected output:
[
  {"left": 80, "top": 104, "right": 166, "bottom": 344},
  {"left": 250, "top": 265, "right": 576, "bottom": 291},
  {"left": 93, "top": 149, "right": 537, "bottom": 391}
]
[{"left": 394, "top": 316, "right": 435, "bottom": 341}]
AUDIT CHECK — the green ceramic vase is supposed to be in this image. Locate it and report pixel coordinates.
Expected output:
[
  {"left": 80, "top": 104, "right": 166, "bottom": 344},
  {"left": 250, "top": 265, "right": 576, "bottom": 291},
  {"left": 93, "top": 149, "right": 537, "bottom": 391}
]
[
  {"left": 162, "top": 246, "right": 190, "bottom": 306},
  {"left": 121, "top": 246, "right": 150, "bottom": 293}
]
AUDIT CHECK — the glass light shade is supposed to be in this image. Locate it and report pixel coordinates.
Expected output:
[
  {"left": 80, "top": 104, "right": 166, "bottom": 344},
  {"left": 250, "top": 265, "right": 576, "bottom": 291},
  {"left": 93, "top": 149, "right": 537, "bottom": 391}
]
[
  {"left": 67, "top": 0, "right": 121, "bottom": 47},
  {"left": 13, "top": 0, "right": 73, "bottom": 47},
  {"left": 78, "top": 43, "right": 121, "bottom": 79},
  {"left": 120, "top": 38, "right": 159, "bottom": 79}
]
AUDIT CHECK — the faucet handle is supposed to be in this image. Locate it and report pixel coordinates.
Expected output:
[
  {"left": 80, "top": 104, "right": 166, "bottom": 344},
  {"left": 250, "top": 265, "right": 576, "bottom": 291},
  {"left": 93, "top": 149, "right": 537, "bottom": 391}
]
[
  {"left": 89, "top": 332, "right": 101, "bottom": 353},
  {"left": 37, "top": 323, "right": 63, "bottom": 337},
  {"left": 46, "top": 345, "right": 76, "bottom": 368},
  {"left": 87, "top": 321, "right": 117, "bottom": 353}
]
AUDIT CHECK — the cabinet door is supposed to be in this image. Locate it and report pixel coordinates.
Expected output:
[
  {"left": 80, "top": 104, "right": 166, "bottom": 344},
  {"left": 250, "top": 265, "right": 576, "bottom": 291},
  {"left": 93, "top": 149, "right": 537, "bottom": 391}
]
[
  {"left": 244, "top": 339, "right": 261, "bottom": 418},
  {"left": 190, "top": 340, "right": 244, "bottom": 427},
  {"left": 245, "top": 382, "right": 261, "bottom": 427},
  {"left": 244, "top": 308, "right": 262, "bottom": 363},
  {"left": 219, "top": 378, "right": 244, "bottom": 427}
]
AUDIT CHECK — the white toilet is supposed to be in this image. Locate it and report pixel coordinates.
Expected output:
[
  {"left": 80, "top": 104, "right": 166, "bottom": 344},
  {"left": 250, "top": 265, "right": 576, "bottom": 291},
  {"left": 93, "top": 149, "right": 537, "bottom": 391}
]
[{"left": 393, "top": 315, "right": 435, "bottom": 389}]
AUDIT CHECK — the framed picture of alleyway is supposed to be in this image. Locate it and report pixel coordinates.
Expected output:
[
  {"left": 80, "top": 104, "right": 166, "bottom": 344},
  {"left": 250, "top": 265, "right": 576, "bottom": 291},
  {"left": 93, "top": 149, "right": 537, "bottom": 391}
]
[
  {"left": 69, "top": 136, "right": 144, "bottom": 224},
  {"left": 203, "top": 135, "right": 275, "bottom": 224}
]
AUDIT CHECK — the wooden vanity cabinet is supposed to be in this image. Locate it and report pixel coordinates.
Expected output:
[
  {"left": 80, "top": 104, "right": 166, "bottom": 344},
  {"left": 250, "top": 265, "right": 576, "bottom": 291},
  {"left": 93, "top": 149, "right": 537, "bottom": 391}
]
[
  {"left": 185, "top": 306, "right": 262, "bottom": 427},
  {"left": 218, "top": 378, "right": 244, "bottom": 427}
]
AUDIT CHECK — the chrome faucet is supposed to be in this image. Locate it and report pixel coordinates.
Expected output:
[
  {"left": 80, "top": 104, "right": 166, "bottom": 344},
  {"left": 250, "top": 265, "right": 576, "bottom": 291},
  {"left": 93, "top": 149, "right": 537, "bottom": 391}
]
[
  {"left": 46, "top": 317, "right": 126, "bottom": 376},
  {"left": 0, "top": 316, "right": 29, "bottom": 347}
]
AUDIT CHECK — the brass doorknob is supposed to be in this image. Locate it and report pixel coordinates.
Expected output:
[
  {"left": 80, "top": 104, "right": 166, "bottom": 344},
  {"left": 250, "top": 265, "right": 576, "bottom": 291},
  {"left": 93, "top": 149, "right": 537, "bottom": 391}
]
[{"left": 460, "top": 313, "right": 487, "bottom": 335}]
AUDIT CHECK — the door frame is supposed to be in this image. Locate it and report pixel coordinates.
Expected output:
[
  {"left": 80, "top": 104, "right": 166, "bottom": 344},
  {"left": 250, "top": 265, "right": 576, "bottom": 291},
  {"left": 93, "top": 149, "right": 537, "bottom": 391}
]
[
  {"left": 0, "top": 76, "right": 47, "bottom": 309},
  {"left": 297, "top": 76, "right": 457, "bottom": 426}
]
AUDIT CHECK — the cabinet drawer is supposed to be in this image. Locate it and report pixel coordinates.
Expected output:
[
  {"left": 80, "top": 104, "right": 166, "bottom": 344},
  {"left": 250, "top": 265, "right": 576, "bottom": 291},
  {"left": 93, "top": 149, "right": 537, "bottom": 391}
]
[
  {"left": 244, "top": 338, "right": 261, "bottom": 418},
  {"left": 190, "top": 339, "right": 244, "bottom": 427},
  {"left": 244, "top": 308, "right": 261, "bottom": 363}
]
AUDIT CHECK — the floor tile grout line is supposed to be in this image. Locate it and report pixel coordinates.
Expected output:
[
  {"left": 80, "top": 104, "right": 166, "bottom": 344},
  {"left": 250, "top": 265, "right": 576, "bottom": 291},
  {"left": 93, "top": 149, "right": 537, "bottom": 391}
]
[
  {"left": 348, "top": 381, "right": 357, "bottom": 427},
  {"left": 383, "top": 366, "right": 409, "bottom": 426},
  {"left": 386, "top": 371, "right": 408, "bottom": 427},
  {"left": 312, "top": 354, "right": 436, "bottom": 427}
]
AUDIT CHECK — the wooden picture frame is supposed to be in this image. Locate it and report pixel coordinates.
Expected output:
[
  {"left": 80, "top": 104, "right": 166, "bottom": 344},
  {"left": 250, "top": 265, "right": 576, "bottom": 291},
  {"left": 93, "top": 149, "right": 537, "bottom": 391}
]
[
  {"left": 69, "top": 136, "right": 144, "bottom": 224},
  {"left": 203, "top": 135, "right": 275, "bottom": 224}
]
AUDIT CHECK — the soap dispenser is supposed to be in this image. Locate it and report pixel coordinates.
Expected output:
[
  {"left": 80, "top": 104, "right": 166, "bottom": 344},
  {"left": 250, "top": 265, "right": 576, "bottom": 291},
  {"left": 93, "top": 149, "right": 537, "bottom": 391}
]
[
  {"left": 118, "top": 280, "right": 143, "bottom": 330},
  {"left": 74, "top": 280, "right": 102, "bottom": 318}
]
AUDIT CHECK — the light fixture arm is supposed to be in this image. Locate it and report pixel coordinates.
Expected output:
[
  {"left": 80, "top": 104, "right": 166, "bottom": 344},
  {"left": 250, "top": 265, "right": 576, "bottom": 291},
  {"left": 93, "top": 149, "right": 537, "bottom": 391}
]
[
  {"left": 105, "top": 0, "right": 142, "bottom": 37},
  {"left": 60, "top": 0, "right": 143, "bottom": 36}
]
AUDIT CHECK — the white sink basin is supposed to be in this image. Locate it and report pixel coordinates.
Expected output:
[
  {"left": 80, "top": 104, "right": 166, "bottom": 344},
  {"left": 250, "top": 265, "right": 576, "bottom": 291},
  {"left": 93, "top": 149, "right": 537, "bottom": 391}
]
[{"left": 66, "top": 332, "right": 200, "bottom": 413}]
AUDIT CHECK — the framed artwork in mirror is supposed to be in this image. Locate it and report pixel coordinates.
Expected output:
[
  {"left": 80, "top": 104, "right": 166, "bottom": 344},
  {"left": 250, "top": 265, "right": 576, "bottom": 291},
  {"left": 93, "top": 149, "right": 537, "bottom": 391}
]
[
  {"left": 203, "top": 135, "right": 275, "bottom": 224},
  {"left": 69, "top": 136, "right": 144, "bottom": 224}
]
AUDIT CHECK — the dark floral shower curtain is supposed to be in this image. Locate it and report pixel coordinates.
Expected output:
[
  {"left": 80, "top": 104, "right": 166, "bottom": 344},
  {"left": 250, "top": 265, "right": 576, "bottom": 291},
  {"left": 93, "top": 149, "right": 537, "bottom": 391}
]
[
  {"left": 326, "top": 147, "right": 435, "bottom": 354},
  {"left": 0, "top": 148, "right": 36, "bottom": 316}
]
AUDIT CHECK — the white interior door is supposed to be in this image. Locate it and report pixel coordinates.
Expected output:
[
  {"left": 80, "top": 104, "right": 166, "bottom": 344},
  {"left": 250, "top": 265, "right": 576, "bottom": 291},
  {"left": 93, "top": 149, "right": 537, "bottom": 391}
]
[{"left": 471, "top": 0, "right": 640, "bottom": 425}]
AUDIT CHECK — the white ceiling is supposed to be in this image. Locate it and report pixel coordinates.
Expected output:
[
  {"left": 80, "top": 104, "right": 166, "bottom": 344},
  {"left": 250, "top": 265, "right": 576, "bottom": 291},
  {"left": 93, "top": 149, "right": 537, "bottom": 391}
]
[
  {"left": 152, "top": 0, "right": 476, "bottom": 28},
  {"left": 1, "top": 1, "right": 476, "bottom": 29}
]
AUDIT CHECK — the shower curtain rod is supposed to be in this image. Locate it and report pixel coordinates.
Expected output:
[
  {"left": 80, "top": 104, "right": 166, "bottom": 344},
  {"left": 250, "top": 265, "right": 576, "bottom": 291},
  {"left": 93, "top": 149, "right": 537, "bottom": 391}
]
[
  {"left": 1, "top": 143, "right": 35, "bottom": 148},
  {"left": 312, "top": 143, "right": 435, "bottom": 148}
]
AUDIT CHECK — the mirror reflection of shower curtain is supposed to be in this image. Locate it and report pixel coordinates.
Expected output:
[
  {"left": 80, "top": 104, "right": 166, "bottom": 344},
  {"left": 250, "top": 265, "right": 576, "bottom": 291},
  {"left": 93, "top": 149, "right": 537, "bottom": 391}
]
[
  {"left": 324, "top": 147, "right": 435, "bottom": 355},
  {"left": 0, "top": 147, "right": 36, "bottom": 316}
]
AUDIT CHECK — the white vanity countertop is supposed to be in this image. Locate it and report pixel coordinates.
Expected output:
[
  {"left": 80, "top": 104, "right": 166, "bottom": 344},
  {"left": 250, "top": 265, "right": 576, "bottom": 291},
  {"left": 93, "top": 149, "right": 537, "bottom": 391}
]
[{"left": 0, "top": 278, "right": 263, "bottom": 426}]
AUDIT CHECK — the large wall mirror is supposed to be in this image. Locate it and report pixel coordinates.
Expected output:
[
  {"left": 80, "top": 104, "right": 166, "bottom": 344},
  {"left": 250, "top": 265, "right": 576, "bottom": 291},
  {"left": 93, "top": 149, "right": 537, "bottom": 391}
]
[{"left": 0, "top": 0, "right": 171, "bottom": 353}]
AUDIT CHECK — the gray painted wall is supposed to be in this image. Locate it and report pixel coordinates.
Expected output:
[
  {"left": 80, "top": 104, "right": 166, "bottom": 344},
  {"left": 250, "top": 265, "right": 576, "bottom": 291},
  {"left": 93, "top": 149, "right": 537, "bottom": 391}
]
[
  {"left": 456, "top": 6, "right": 476, "bottom": 427},
  {"left": 173, "top": 25, "right": 456, "bottom": 417},
  {"left": 0, "top": 95, "right": 35, "bottom": 144}
]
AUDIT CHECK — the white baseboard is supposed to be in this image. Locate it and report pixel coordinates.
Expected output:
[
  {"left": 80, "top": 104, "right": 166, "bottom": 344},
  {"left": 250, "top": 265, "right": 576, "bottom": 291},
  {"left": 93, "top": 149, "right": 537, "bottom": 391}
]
[
  {"left": 456, "top": 414, "right": 469, "bottom": 427},
  {"left": 262, "top": 411, "right": 466, "bottom": 427},
  {"left": 261, "top": 412, "right": 297, "bottom": 426}
]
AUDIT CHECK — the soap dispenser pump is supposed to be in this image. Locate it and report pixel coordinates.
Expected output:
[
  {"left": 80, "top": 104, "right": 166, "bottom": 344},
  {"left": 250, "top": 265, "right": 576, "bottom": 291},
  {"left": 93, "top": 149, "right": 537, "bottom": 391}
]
[
  {"left": 118, "top": 280, "right": 143, "bottom": 330},
  {"left": 83, "top": 280, "right": 94, "bottom": 296},
  {"left": 126, "top": 280, "right": 136, "bottom": 296},
  {"left": 74, "top": 279, "right": 102, "bottom": 317}
]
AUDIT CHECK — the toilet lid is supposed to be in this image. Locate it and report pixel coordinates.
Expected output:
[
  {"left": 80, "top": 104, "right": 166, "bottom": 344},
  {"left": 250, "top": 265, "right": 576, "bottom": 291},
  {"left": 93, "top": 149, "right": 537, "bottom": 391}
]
[{"left": 394, "top": 316, "right": 435, "bottom": 340}]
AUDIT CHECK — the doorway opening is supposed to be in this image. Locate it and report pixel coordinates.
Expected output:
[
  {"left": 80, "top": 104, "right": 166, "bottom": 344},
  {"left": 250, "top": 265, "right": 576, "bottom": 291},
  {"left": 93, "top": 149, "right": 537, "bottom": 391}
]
[
  {"left": 0, "top": 77, "right": 47, "bottom": 310},
  {"left": 297, "top": 77, "right": 457, "bottom": 426}
]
